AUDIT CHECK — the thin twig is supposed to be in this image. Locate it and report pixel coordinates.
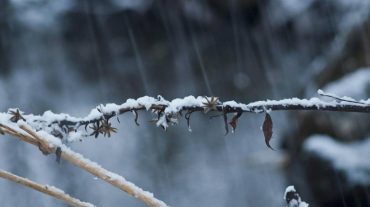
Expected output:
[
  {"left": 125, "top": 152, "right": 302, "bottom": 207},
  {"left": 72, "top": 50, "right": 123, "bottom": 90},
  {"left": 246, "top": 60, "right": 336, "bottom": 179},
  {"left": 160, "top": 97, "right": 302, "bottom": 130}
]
[
  {"left": 318, "top": 89, "right": 365, "bottom": 105},
  {"left": 0, "top": 169, "right": 94, "bottom": 207},
  {"left": 0, "top": 124, "right": 168, "bottom": 207}
]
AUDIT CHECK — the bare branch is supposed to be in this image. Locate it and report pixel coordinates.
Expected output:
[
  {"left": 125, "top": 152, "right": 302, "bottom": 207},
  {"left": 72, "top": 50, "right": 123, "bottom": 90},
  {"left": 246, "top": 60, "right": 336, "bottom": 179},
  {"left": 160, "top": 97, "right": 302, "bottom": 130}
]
[{"left": 0, "top": 169, "right": 94, "bottom": 207}]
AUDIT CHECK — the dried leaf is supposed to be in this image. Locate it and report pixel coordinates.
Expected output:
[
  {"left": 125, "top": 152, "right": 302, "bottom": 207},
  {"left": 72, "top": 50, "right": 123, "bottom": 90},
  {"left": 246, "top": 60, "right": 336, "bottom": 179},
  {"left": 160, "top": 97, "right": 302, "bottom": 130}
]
[
  {"left": 100, "top": 120, "right": 117, "bottom": 138},
  {"left": 262, "top": 113, "right": 274, "bottom": 150},
  {"left": 229, "top": 112, "right": 242, "bottom": 132},
  {"left": 202, "top": 96, "right": 219, "bottom": 113},
  {"left": 55, "top": 147, "right": 62, "bottom": 163},
  {"left": 132, "top": 110, "right": 140, "bottom": 126},
  {"left": 38, "top": 142, "right": 53, "bottom": 155},
  {"left": 8, "top": 109, "right": 26, "bottom": 123},
  {"left": 223, "top": 111, "right": 229, "bottom": 135},
  {"left": 51, "top": 129, "right": 63, "bottom": 139},
  {"left": 89, "top": 121, "right": 102, "bottom": 138},
  {"left": 185, "top": 110, "right": 193, "bottom": 132}
]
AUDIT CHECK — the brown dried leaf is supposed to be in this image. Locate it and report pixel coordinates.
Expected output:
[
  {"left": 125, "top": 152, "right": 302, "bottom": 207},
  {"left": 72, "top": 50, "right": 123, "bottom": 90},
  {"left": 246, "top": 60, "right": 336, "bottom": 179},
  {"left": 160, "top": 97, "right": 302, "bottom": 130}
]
[
  {"left": 262, "top": 113, "right": 274, "bottom": 150},
  {"left": 132, "top": 110, "right": 140, "bottom": 126},
  {"left": 101, "top": 120, "right": 117, "bottom": 138},
  {"left": 37, "top": 141, "right": 53, "bottom": 155},
  {"left": 89, "top": 121, "right": 102, "bottom": 138},
  {"left": 223, "top": 111, "right": 229, "bottom": 135},
  {"left": 8, "top": 109, "right": 26, "bottom": 123},
  {"left": 202, "top": 96, "right": 219, "bottom": 113},
  {"left": 185, "top": 110, "right": 193, "bottom": 132},
  {"left": 229, "top": 112, "right": 242, "bottom": 132},
  {"left": 55, "top": 147, "right": 62, "bottom": 163}
]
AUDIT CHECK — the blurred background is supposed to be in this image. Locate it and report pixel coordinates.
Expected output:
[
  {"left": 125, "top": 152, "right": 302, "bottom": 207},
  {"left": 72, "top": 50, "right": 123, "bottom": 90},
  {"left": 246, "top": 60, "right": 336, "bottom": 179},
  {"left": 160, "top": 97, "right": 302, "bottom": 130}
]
[{"left": 0, "top": 0, "right": 370, "bottom": 206}]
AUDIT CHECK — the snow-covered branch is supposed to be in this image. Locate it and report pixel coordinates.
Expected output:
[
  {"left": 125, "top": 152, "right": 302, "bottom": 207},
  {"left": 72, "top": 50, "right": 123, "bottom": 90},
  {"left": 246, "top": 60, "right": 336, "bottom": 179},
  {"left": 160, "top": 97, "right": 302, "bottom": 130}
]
[
  {"left": 284, "top": 186, "right": 309, "bottom": 207},
  {"left": 0, "top": 90, "right": 367, "bottom": 206},
  {"left": 0, "top": 169, "right": 94, "bottom": 207},
  {"left": 0, "top": 123, "right": 168, "bottom": 207},
  {"left": 1, "top": 90, "right": 368, "bottom": 143},
  {"left": 0, "top": 89, "right": 369, "bottom": 149}
]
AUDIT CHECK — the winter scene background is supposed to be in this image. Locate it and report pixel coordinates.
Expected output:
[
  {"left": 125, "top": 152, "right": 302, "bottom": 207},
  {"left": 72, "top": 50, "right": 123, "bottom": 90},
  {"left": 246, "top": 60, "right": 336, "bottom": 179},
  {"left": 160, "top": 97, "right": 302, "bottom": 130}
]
[{"left": 1, "top": 0, "right": 370, "bottom": 206}]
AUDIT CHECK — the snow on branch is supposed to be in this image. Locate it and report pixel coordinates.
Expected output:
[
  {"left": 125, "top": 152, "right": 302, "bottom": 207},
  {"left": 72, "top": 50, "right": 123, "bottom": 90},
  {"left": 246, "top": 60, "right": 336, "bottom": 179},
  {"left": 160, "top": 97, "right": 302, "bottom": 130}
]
[
  {"left": 284, "top": 186, "right": 309, "bottom": 207},
  {"left": 0, "top": 123, "right": 168, "bottom": 207},
  {"left": 0, "top": 169, "right": 95, "bottom": 207},
  {"left": 0, "top": 90, "right": 369, "bottom": 150},
  {"left": 0, "top": 90, "right": 367, "bottom": 206}
]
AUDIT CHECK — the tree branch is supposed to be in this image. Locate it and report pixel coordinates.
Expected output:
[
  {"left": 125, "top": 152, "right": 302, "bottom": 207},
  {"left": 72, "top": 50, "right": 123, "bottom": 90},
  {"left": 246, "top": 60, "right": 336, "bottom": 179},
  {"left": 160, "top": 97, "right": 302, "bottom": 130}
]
[
  {"left": 3, "top": 91, "right": 365, "bottom": 142},
  {"left": 0, "top": 91, "right": 368, "bottom": 206},
  {"left": 0, "top": 169, "right": 94, "bottom": 207},
  {"left": 0, "top": 123, "right": 168, "bottom": 207}
]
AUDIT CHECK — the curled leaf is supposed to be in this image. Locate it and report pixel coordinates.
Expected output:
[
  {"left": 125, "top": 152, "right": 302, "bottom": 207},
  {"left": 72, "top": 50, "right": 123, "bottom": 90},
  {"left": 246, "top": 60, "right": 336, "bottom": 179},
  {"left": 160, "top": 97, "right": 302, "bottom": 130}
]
[
  {"left": 89, "top": 121, "right": 102, "bottom": 138},
  {"left": 84, "top": 123, "right": 89, "bottom": 132},
  {"left": 262, "top": 113, "right": 274, "bottom": 150},
  {"left": 132, "top": 110, "right": 140, "bottom": 126},
  {"left": 37, "top": 142, "right": 53, "bottom": 155},
  {"left": 8, "top": 109, "right": 26, "bottom": 123},
  {"left": 185, "top": 110, "right": 193, "bottom": 132},
  {"left": 55, "top": 147, "right": 62, "bottom": 163},
  {"left": 229, "top": 112, "right": 242, "bottom": 132},
  {"left": 223, "top": 110, "right": 229, "bottom": 135}
]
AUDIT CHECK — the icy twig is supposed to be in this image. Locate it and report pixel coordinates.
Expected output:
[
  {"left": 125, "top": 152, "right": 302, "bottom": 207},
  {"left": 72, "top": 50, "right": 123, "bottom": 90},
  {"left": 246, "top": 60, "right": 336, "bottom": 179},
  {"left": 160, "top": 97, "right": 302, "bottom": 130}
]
[
  {"left": 0, "top": 123, "right": 168, "bottom": 207},
  {"left": 317, "top": 89, "right": 366, "bottom": 105},
  {"left": 0, "top": 169, "right": 94, "bottom": 207}
]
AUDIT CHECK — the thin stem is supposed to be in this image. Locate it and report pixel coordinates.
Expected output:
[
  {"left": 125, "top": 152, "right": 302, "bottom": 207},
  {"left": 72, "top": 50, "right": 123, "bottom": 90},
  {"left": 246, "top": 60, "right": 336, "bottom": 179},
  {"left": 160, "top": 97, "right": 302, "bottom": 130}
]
[
  {"left": 0, "top": 169, "right": 94, "bottom": 207},
  {"left": 1, "top": 124, "right": 168, "bottom": 207}
]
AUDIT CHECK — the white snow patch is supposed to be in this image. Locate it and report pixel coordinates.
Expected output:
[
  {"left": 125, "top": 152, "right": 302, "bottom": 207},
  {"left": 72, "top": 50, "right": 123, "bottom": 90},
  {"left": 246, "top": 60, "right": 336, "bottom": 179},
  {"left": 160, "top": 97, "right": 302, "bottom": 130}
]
[
  {"left": 284, "top": 185, "right": 309, "bottom": 207},
  {"left": 322, "top": 68, "right": 370, "bottom": 100},
  {"left": 304, "top": 135, "right": 370, "bottom": 185}
]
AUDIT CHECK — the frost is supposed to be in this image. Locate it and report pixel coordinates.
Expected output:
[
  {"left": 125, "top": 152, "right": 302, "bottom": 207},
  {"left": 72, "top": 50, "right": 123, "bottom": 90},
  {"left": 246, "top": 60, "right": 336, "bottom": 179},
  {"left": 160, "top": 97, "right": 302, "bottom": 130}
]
[
  {"left": 59, "top": 146, "right": 168, "bottom": 207},
  {"left": 45, "top": 185, "right": 96, "bottom": 207},
  {"left": 67, "top": 131, "right": 85, "bottom": 142},
  {"left": 246, "top": 97, "right": 337, "bottom": 112},
  {"left": 156, "top": 115, "right": 168, "bottom": 130},
  {"left": 1, "top": 94, "right": 369, "bottom": 144},
  {"left": 137, "top": 96, "right": 161, "bottom": 110},
  {"left": 164, "top": 96, "right": 204, "bottom": 114},
  {"left": 223, "top": 101, "right": 248, "bottom": 110}
]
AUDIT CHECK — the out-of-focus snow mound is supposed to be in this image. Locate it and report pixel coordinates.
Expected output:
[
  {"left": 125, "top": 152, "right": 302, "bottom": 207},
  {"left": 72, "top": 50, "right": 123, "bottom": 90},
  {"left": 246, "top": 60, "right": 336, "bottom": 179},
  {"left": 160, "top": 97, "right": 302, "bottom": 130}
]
[
  {"left": 321, "top": 68, "right": 370, "bottom": 99},
  {"left": 304, "top": 135, "right": 370, "bottom": 185}
]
